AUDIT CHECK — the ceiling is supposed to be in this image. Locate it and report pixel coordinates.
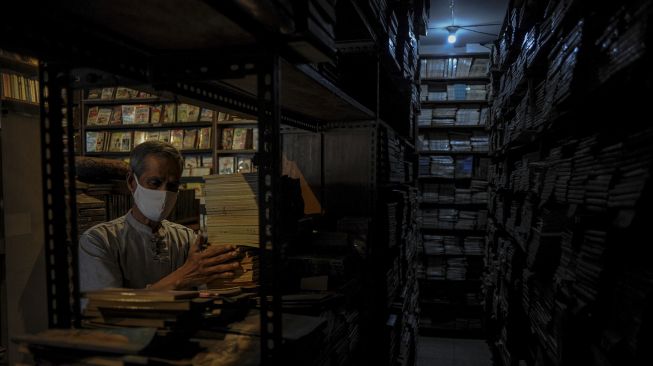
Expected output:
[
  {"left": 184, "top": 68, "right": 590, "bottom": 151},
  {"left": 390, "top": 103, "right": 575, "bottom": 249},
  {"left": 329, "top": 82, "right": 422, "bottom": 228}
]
[{"left": 421, "top": 0, "right": 510, "bottom": 46}]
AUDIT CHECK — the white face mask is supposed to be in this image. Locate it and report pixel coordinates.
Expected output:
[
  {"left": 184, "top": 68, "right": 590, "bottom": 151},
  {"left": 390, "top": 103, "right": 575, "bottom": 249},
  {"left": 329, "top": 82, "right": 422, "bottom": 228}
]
[{"left": 132, "top": 175, "right": 178, "bottom": 222}]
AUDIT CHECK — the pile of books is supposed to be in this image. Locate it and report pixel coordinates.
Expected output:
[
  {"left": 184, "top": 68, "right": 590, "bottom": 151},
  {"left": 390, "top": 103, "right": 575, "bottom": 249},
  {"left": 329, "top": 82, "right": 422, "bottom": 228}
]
[
  {"left": 82, "top": 289, "right": 206, "bottom": 330},
  {"left": 204, "top": 173, "right": 260, "bottom": 290},
  {"left": 423, "top": 235, "right": 445, "bottom": 255},
  {"left": 219, "top": 126, "right": 258, "bottom": 151},
  {"left": 76, "top": 194, "right": 106, "bottom": 235},
  {"left": 446, "top": 258, "right": 467, "bottom": 280},
  {"left": 595, "top": 1, "right": 651, "bottom": 84},
  {"left": 429, "top": 156, "right": 454, "bottom": 178},
  {"left": 464, "top": 237, "right": 484, "bottom": 256}
]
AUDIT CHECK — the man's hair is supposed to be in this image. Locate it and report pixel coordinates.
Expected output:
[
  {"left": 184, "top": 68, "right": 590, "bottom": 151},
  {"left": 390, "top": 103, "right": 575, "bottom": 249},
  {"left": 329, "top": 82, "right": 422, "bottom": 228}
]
[{"left": 129, "top": 141, "right": 184, "bottom": 177}]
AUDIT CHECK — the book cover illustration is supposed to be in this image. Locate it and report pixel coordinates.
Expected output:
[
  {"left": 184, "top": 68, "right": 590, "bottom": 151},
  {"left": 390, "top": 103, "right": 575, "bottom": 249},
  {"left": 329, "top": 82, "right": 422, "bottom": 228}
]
[
  {"left": 109, "top": 132, "right": 124, "bottom": 152},
  {"left": 150, "top": 104, "right": 163, "bottom": 124},
  {"left": 232, "top": 128, "right": 248, "bottom": 150},
  {"left": 121, "top": 105, "right": 136, "bottom": 125},
  {"left": 86, "top": 132, "right": 99, "bottom": 152},
  {"left": 87, "top": 89, "right": 102, "bottom": 99},
  {"left": 158, "top": 130, "right": 171, "bottom": 143},
  {"left": 186, "top": 105, "right": 200, "bottom": 122},
  {"left": 198, "top": 127, "right": 211, "bottom": 149},
  {"left": 237, "top": 157, "right": 252, "bottom": 173},
  {"left": 177, "top": 104, "right": 189, "bottom": 122},
  {"left": 115, "top": 87, "right": 134, "bottom": 100},
  {"left": 120, "top": 132, "right": 133, "bottom": 152},
  {"left": 221, "top": 128, "right": 234, "bottom": 150},
  {"left": 134, "top": 131, "right": 147, "bottom": 146},
  {"left": 218, "top": 157, "right": 235, "bottom": 175},
  {"left": 96, "top": 108, "right": 113, "bottom": 125},
  {"left": 163, "top": 104, "right": 176, "bottom": 123},
  {"left": 146, "top": 131, "right": 160, "bottom": 141},
  {"left": 87, "top": 107, "right": 99, "bottom": 125},
  {"left": 170, "top": 129, "right": 184, "bottom": 150},
  {"left": 199, "top": 108, "right": 214, "bottom": 122},
  {"left": 109, "top": 106, "right": 123, "bottom": 125},
  {"left": 100, "top": 87, "right": 115, "bottom": 100},
  {"left": 134, "top": 105, "right": 150, "bottom": 124},
  {"left": 183, "top": 129, "right": 198, "bottom": 150}
]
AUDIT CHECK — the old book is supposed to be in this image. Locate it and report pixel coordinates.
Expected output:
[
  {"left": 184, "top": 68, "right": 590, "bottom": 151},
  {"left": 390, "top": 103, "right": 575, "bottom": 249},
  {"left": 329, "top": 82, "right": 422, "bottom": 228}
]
[
  {"left": 109, "top": 106, "right": 122, "bottom": 125},
  {"left": 197, "top": 127, "right": 211, "bottom": 149},
  {"left": 252, "top": 128, "right": 258, "bottom": 150},
  {"left": 96, "top": 108, "right": 112, "bottom": 125},
  {"left": 237, "top": 157, "right": 252, "bottom": 173},
  {"left": 232, "top": 128, "right": 248, "bottom": 150},
  {"left": 87, "top": 107, "right": 100, "bottom": 125},
  {"left": 186, "top": 105, "right": 200, "bottom": 122},
  {"left": 109, "top": 133, "right": 124, "bottom": 152},
  {"left": 95, "top": 132, "right": 108, "bottom": 152},
  {"left": 183, "top": 129, "right": 198, "bottom": 150},
  {"left": 218, "top": 157, "right": 235, "bottom": 175},
  {"left": 221, "top": 128, "right": 234, "bottom": 150},
  {"left": 100, "top": 87, "right": 115, "bottom": 100},
  {"left": 135, "top": 90, "right": 151, "bottom": 98},
  {"left": 158, "top": 130, "right": 171, "bottom": 143},
  {"left": 170, "top": 129, "right": 184, "bottom": 150},
  {"left": 146, "top": 131, "right": 160, "bottom": 141},
  {"left": 87, "top": 88, "right": 102, "bottom": 99},
  {"left": 163, "top": 104, "right": 176, "bottom": 123},
  {"left": 86, "top": 132, "right": 99, "bottom": 152},
  {"left": 134, "top": 105, "right": 150, "bottom": 124},
  {"left": 199, "top": 108, "right": 214, "bottom": 122},
  {"left": 121, "top": 105, "right": 136, "bottom": 125},
  {"left": 177, "top": 103, "right": 189, "bottom": 122},
  {"left": 133, "top": 131, "right": 147, "bottom": 146},
  {"left": 114, "top": 87, "right": 133, "bottom": 100},
  {"left": 150, "top": 104, "right": 163, "bottom": 124},
  {"left": 119, "top": 132, "right": 132, "bottom": 152}
]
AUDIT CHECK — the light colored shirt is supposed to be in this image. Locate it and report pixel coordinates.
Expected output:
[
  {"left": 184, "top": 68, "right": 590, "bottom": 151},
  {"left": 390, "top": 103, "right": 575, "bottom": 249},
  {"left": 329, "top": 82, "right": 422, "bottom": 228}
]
[{"left": 79, "top": 211, "right": 196, "bottom": 291}]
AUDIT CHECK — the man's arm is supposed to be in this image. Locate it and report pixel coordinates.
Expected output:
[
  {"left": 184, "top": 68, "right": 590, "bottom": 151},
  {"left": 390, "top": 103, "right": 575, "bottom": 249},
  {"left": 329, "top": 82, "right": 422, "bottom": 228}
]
[{"left": 79, "top": 231, "right": 123, "bottom": 292}]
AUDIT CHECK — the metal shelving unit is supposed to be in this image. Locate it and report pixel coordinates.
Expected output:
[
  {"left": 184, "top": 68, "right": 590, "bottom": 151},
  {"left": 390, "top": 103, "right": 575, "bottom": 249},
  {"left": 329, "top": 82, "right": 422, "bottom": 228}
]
[{"left": 1, "top": 0, "right": 427, "bottom": 364}]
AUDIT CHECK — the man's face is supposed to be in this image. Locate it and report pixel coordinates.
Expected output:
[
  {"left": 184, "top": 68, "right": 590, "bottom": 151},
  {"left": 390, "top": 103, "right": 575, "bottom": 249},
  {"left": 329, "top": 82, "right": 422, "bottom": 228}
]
[{"left": 129, "top": 154, "right": 181, "bottom": 193}]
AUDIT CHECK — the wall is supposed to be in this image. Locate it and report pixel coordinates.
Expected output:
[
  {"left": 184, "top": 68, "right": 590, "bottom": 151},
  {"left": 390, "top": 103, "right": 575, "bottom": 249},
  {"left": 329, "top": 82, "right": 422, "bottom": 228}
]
[{"left": 0, "top": 111, "right": 48, "bottom": 365}]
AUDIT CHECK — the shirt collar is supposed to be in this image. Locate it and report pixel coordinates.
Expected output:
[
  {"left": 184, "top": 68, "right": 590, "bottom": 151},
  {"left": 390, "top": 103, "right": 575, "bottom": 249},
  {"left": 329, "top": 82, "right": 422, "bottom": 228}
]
[{"left": 125, "top": 210, "right": 165, "bottom": 236}]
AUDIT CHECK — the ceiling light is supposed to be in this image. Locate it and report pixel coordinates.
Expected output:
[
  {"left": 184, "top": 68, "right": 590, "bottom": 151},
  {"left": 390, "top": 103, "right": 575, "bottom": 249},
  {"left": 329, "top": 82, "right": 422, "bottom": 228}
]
[{"left": 447, "top": 26, "right": 458, "bottom": 44}]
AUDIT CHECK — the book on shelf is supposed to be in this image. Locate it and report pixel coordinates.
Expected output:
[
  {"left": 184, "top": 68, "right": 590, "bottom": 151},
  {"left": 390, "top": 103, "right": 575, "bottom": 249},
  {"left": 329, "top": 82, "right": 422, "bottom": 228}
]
[
  {"left": 134, "top": 105, "right": 150, "bottom": 124},
  {"left": 109, "top": 106, "right": 122, "bottom": 125},
  {"left": 87, "top": 107, "right": 99, "bottom": 125},
  {"left": 1, "top": 72, "right": 39, "bottom": 104},
  {"left": 183, "top": 129, "right": 198, "bottom": 150},
  {"left": 218, "top": 156, "right": 235, "bottom": 175},
  {"left": 121, "top": 105, "right": 136, "bottom": 124},
  {"left": 96, "top": 107, "right": 112, "bottom": 125},
  {"left": 221, "top": 128, "right": 235, "bottom": 150},
  {"left": 108, "top": 132, "right": 131, "bottom": 152},
  {"left": 146, "top": 130, "right": 160, "bottom": 141},
  {"left": 455, "top": 58, "right": 473, "bottom": 78},
  {"left": 163, "top": 103, "right": 176, "bottom": 123},
  {"left": 177, "top": 103, "right": 189, "bottom": 122},
  {"left": 198, "top": 127, "right": 211, "bottom": 149},
  {"left": 158, "top": 130, "right": 171, "bottom": 143},
  {"left": 252, "top": 128, "right": 258, "bottom": 150},
  {"left": 100, "top": 87, "right": 115, "bottom": 100},
  {"left": 199, "top": 108, "right": 214, "bottom": 122},
  {"left": 114, "top": 87, "right": 134, "bottom": 100},
  {"left": 87, "top": 88, "right": 102, "bottom": 99},
  {"left": 232, "top": 128, "right": 248, "bottom": 150},
  {"left": 150, "top": 104, "right": 163, "bottom": 123},
  {"left": 134, "top": 131, "right": 147, "bottom": 146},
  {"left": 469, "top": 58, "right": 489, "bottom": 77},
  {"left": 170, "top": 129, "right": 184, "bottom": 150},
  {"left": 237, "top": 157, "right": 253, "bottom": 173}
]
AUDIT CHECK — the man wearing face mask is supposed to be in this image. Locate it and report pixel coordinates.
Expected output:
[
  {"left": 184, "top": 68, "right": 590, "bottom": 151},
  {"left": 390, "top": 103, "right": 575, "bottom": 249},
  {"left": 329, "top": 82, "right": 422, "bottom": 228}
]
[{"left": 79, "top": 141, "right": 241, "bottom": 291}]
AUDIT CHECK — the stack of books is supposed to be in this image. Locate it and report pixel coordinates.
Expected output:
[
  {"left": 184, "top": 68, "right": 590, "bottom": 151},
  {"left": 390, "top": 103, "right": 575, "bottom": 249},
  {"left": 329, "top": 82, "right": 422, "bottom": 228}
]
[
  {"left": 463, "top": 237, "right": 484, "bottom": 256},
  {"left": 423, "top": 235, "right": 445, "bottom": 255},
  {"left": 430, "top": 156, "right": 455, "bottom": 177},
  {"left": 204, "top": 173, "right": 259, "bottom": 290},
  {"left": 77, "top": 194, "right": 106, "bottom": 235},
  {"left": 82, "top": 289, "right": 205, "bottom": 330},
  {"left": 574, "top": 230, "right": 607, "bottom": 303},
  {"left": 446, "top": 258, "right": 467, "bottom": 280}
]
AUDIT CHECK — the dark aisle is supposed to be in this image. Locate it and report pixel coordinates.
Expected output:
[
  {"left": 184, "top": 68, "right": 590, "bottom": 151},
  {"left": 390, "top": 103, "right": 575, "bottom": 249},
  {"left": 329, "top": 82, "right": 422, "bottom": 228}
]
[{"left": 417, "top": 337, "right": 493, "bottom": 366}]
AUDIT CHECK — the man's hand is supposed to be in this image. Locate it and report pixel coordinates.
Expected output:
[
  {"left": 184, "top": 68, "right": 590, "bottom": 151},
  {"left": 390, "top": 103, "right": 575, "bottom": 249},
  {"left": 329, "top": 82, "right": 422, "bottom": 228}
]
[{"left": 148, "top": 236, "right": 241, "bottom": 290}]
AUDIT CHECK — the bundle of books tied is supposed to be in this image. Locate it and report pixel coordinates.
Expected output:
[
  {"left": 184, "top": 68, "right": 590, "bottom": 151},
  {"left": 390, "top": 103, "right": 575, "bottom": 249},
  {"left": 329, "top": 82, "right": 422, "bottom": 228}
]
[{"left": 204, "top": 173, "right": 260, "bottom": 290}]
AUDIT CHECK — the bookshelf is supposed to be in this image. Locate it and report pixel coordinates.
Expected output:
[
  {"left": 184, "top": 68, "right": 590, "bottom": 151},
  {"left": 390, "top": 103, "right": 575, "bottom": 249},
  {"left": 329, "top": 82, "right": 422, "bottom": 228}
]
[
  {"left": 1, "top": 1, "right": 429, "bottom": 365},
  {"left": 215, "top": 120, "right": 258, "bottom": 175},
  {"left": 79, "top": 87, "right": 217, "bottom": 179},
  {"left": 484, "top": 1, "right": 653, "bottom": 366},
  {"left": 417, "top": 53, "right": 491, "bottom": 337}
]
